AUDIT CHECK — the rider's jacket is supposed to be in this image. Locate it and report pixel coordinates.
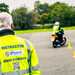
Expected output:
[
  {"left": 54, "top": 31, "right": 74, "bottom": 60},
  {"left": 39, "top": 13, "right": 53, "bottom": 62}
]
[{"left": 53, "top": 25, "right": 64, "bottom": 34}]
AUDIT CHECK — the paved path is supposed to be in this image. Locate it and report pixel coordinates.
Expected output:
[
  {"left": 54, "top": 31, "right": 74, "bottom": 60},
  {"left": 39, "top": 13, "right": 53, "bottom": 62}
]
[{"left": 18, "top": 30, "right": 75, "bottom": 75}]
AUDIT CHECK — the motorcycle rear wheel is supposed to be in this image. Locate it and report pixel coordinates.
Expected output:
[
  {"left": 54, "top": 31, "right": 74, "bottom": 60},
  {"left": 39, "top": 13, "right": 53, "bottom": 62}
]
[{"left": 61, "top": 37, "right": 67, "bottom": 46}]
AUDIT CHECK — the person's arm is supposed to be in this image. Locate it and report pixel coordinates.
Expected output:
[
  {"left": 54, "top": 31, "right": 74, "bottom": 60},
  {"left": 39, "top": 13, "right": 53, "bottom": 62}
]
[
  {"left": 60, "top": 28, "right": 64, "bottom": 34},
  {"left": 26, "top": 40, "right": 41, "bottom": 75}
]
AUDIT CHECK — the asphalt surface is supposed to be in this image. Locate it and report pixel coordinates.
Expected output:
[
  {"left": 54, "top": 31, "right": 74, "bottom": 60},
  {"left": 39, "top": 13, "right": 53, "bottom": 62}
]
[{"left": 18, "top": 30, "right": 75, "bottom": 75}]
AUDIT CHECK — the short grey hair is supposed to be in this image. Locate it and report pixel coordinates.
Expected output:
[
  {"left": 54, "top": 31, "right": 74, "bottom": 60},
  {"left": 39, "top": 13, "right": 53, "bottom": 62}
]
[{"left": 0, "top": 12, "right": 13, "bottom": 29}]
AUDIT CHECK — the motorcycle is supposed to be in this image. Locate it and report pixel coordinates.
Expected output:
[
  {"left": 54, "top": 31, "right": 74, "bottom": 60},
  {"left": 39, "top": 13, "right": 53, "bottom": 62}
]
[{"left": 50, "top": 33, "right": 67, "bottom": 48}]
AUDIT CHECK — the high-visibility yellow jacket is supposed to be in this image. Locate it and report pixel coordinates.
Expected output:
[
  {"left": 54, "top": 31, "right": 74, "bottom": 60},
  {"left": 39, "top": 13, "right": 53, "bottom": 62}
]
[
  {"left": 0, "top": 29, "right": 40, "bottom": 75},
  {"left": 52, "top": 25, "right": 64, "bottom": 34},
  {"left": 52, "top": 25, "right": 60, "bottom": 34}
]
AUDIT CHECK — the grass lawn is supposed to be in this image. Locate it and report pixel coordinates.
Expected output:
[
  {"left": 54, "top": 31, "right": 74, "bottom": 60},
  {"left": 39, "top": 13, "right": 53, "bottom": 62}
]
[
  {"left": 64, "top": 26, "right": 75, "bottom": 30},
  {"left": 15, "top": 26, "right": 75, "bottom": 34},
  {"left": 15, "top": 29, "right": 52, "bottom": 34}
]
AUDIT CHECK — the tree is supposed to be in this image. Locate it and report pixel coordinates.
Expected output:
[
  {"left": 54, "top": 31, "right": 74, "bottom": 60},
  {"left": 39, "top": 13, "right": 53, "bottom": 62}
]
[
  {"left": 49, "top": 2, "right": 74, "bottom": 26},
  {"left": 11, "top": 2, "right": 75, "bottom": 29},
  {"left": 11, "top": 7, "right": 33, "bottom": 29},
  {"left": 0, "top": 3, "right": 9, "bottom": 12},
  {"left": 34, "top": 1, "right": 50, "bottom": 24}
]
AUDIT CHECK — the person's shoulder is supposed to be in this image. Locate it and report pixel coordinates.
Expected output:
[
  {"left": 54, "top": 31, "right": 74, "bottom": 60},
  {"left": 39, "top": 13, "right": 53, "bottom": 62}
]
[
  {"left": 16, "top": 36, "right": 31, "bottom": 44},
  {"left": 15, "top": 36, "right": 33, "bottom": 47},
  {"left": 15, "top": 36, "right": 26, "bottom": 42}
]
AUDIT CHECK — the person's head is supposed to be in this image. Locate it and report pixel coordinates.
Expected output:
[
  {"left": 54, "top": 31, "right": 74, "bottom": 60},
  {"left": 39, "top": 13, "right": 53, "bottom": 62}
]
[
  {"left": 0, "top": 12, "right": 13, "bottom": 30},
  {"left": 54, "top": 21, "right": 60, "bottom": 26}
]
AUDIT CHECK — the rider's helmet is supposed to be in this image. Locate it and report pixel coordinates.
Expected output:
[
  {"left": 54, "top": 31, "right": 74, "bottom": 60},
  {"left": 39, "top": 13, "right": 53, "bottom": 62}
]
[
  {"left": 54, "top": 21, "right": 60, "bottom": 26},
  {"left": 0, "top": 12, "right": 13, "bottom": 30}
]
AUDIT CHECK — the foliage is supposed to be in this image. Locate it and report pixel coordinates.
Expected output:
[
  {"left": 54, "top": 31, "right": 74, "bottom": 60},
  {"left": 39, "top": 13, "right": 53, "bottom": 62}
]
[
  {"left": 11, "top": 7, "right": 33, "bottom": 29},
  {"left": 34, "top": 1, "right": 50, "bottom": 25},
  {"left": 49, "top": 2, "right": 75, "bottom": 26},
  {"left": 11, "top": 1, "right": 75, "bottom": 29},
  {"left": 0, "top": 3, "right": 9, "bottom": 12}
]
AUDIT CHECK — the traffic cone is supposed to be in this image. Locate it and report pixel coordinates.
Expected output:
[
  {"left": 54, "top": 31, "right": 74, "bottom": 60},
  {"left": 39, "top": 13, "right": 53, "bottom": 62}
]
[{"left": 67, "top": 39, "right": 72, "bottom": 49}]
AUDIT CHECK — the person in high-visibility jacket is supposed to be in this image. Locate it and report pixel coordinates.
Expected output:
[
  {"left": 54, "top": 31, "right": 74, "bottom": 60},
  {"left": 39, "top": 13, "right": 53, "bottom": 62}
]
[
  {"left": 0, "top": 12, "right": 40, "bottom": 75},
  {"left": 52, "top": 21, "right": 64, "bottom": 42}
]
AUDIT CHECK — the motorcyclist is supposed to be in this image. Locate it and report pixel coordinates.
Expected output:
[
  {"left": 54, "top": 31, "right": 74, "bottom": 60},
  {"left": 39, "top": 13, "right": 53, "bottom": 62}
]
[{"left": 52, "top": 21, "right": 64, "bottom": 43}]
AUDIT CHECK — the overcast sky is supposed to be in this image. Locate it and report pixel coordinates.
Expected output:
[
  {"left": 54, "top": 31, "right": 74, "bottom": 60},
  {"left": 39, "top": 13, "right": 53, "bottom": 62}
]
[{"left": 0, "top": 0, "right": 75, "bottom": 11}]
